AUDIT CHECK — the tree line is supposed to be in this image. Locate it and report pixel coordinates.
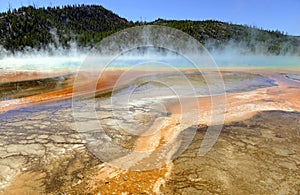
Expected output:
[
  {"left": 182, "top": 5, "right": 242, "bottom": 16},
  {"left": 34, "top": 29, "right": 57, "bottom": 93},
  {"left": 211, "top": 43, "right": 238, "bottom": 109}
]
[{"left": 0, "top": 5, "right": 299, "bottom": 55}]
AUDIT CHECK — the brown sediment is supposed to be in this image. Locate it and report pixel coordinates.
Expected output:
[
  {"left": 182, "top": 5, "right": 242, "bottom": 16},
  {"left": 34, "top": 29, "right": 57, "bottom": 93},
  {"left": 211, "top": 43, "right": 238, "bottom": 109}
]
[
  {"left": 0, "top": 70, "right": 121, "bottom": 113},
  {"left": 159, "top": 110, "right": 300, "bottom": 194},
  {"left": 1, "top": 146, "right": 101, "bottom": 195},
  {"left": 0, "top": 69, "right": 183, "bottom": 113},
  {"left": 82, "top": 70, "right": 300, "bottom": 194},
  {"left": 87, "top": 164, "right": 168, "bottom": 194},
  {"left": 0, "top": 71, "right": 73, "bottom": 83},
  {"left": 1, "top": 69, "right": 300, "bottom": 194},
  {"left": 166, "top": 70, "right": 300, "bottom": 125},
  {"left": 2, "top": 172, "right": 46, "bottom": 195},
  {"left": 0, "top": 68, "right": 249, "bottom": 114}
]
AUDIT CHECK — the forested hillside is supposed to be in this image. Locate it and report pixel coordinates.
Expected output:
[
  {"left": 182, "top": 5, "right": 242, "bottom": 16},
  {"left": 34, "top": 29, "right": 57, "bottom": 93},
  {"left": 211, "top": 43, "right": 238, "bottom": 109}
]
[
  {"left": 0, "top": 5, "right": 130, "bottom": 51},
  {"left": 0, "top": 5, "right": 299, "bottom": 55},
  {"left": 152, "top": 19, "right": 300, "bottom": 55}
]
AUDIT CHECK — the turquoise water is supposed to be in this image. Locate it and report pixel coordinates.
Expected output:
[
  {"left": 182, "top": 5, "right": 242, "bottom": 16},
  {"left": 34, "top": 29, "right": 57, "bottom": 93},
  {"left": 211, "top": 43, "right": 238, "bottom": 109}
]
[
  {"left": 107, "top": 47, "right": 300, "bottom": 70},
  {"left": 0, "top": 48, "right": 299, "bottom": 71},
  {"left": 0, "top": 55, "right": 85, "bottom": 71},
  {"left": 211, "top": 54, "right": 300, "bottom": 69}
]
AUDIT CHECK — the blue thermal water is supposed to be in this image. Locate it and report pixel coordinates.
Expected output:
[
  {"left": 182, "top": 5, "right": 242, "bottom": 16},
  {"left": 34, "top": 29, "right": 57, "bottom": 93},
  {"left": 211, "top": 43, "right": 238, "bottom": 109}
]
[
  {"left": 0, "top": 48, "right": 299, "bottom": 71},
  {"left": 211, "top": 54, "right": 300, "bottom": 69},
  {"left": 0, "top": 55, "right": 85, "bottom": 71}
]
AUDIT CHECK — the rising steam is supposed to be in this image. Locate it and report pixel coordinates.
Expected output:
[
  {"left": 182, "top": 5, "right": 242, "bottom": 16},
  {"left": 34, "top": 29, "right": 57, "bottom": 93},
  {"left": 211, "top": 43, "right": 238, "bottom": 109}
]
[{"left": 0, "top": 26, "right": 300, "bottom": 72}]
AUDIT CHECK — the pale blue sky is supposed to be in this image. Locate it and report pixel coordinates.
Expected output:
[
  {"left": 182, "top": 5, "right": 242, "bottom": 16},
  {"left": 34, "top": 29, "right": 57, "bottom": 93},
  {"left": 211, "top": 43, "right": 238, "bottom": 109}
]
[{"left": 0, "top": 0, "right": 299, "bottom": 35}]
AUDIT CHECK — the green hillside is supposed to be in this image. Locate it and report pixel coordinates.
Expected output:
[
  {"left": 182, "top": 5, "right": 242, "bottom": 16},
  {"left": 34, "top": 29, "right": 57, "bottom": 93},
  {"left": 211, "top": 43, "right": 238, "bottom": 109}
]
[
  {"left": 0, "top": 5, "right": 299, "bottom": 55},
  {"left": 0, "top": 5, "right": 130, "bottom": 52},
  {"left": 151, "top": 19, "right": 300, "bottom": 55}
]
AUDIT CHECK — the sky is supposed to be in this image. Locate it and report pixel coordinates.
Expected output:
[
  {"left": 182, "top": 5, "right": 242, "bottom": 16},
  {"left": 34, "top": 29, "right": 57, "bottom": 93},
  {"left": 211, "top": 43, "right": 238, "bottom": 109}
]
[{"left": 0, "top": 0, "right": 299, "bottom": 35}]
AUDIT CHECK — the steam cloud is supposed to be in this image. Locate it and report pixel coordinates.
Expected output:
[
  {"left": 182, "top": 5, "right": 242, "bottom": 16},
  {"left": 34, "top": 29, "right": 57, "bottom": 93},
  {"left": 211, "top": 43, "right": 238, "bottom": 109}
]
[
  {"left": 0, "top": 27, "right": 300, "bottom": 72},
  {"left": 205, "top": 39, "right": 300, "bottom": 68}
]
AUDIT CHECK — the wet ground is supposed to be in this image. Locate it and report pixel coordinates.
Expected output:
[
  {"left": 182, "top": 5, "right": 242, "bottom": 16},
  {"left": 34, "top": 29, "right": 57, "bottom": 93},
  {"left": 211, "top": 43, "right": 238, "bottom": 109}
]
[
  {"left": 0, "top": 73, "right": 74, "bottom": 100},
  {"left": 2, "top": 110, "right": 299, "bottom": 194},
  {"left": 286, "top": 73, "right": 300, "bottom": 81},
  {"left": 161, "top": 111, "right": 300, "bottom": 194},
  {"left": 0, "top": 70, "right": 299, "bottom": 194}
]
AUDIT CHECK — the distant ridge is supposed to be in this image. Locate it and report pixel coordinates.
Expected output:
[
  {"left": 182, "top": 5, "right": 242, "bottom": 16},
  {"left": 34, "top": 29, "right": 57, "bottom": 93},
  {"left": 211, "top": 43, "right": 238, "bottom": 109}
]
[
  {"left": 0, "top": 4, "right": 299, "bottom": 55},
  {"left": 0, "top": 5, "right": 130, "bottom": 52}
]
